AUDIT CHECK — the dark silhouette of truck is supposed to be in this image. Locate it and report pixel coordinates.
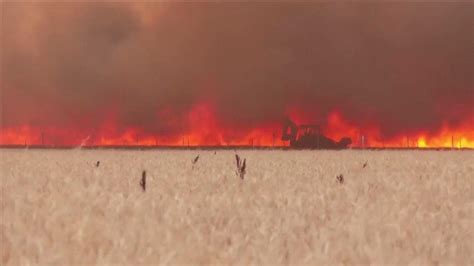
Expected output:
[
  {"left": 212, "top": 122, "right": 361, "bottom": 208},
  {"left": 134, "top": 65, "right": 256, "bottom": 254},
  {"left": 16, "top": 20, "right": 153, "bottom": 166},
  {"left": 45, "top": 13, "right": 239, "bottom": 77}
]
[{"left": 281, "top": 118, "right": 352, "bottom": 149}]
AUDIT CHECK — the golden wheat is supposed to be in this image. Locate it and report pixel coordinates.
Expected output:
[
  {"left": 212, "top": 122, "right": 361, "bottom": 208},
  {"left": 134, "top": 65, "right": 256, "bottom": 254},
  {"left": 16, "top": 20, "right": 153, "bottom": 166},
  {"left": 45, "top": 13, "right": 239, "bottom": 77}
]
[{"left": 1, "top": 149, "right": 473, "bottom": 265}]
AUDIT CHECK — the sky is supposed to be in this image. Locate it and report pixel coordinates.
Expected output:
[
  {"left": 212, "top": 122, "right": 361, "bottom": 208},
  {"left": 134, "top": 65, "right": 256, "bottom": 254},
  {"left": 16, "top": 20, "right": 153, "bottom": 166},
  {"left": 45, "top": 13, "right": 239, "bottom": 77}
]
[{"left": 1, "top": 2, "right": 473, "bottom": 140}]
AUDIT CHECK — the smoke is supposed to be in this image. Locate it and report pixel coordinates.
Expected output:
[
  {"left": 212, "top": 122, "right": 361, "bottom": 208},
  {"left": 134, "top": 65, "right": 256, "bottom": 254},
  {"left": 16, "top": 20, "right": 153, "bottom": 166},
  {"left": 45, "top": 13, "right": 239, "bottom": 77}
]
[{"left": 2, "top": 2, "right": 473, "bottom": 137}]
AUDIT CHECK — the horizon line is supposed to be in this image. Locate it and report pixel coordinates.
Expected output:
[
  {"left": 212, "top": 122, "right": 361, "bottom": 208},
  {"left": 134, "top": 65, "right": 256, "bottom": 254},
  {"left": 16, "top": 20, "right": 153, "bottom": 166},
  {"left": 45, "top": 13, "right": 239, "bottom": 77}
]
[{"left": 0, "top": 144, "right": 472, "bottom": 151}]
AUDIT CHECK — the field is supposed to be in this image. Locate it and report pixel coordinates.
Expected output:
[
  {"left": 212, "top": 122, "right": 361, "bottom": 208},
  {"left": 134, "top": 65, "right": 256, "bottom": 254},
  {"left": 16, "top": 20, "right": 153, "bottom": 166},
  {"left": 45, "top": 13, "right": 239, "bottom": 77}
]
[{"left": 1, "top": 149, "right": 473, "bottom": 265}]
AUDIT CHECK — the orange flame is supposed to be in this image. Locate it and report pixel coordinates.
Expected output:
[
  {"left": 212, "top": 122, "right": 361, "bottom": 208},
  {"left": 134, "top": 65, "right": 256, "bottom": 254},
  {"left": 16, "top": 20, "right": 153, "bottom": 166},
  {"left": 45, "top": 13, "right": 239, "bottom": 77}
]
[{"left": 1, "top": 103, "right": 473, "bottom": 148}]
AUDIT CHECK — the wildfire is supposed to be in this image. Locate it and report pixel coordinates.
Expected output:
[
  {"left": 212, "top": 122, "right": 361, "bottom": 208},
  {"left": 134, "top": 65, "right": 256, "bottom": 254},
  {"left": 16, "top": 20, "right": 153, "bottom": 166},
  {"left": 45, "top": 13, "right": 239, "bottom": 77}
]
[{"left": 1, "top": 103, "right": 473, "bottom": 149}]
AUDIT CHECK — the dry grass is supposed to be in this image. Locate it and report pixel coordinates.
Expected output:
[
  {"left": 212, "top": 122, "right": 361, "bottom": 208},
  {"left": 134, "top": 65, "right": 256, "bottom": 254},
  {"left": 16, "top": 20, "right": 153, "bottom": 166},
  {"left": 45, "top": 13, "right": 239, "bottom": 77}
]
[{"left": 1, "top": 149, "right": 473, "bottom": 265}]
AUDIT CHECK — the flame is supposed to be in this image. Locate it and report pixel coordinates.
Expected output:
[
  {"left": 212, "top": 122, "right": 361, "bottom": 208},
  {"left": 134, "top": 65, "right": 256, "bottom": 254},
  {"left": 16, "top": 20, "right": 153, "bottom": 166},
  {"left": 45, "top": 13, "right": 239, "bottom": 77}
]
[
  {"left": 417, "top": 137, "right": 427, "bottom": 148},
  {"left": 1, "top": 102, "right": 473, "bottom": 148}
]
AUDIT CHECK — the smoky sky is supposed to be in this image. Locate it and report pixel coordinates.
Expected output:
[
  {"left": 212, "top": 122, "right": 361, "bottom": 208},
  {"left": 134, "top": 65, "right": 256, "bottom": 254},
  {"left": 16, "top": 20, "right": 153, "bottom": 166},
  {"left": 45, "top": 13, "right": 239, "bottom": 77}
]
[{"left": 1, "top": 2, "right": 473, "bottom": 136}]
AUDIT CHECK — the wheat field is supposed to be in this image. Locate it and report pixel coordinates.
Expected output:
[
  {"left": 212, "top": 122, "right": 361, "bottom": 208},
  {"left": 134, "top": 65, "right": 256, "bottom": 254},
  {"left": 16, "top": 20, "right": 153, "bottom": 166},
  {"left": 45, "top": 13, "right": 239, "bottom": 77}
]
[{"left": 1, "top": 149, "right": 473, "bottom": 265}]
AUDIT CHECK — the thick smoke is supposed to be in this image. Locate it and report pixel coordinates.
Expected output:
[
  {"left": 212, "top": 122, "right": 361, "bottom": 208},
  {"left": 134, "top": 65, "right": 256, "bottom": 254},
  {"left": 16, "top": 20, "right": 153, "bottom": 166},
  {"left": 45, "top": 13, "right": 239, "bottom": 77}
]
[{"left": 1, "top": 2, "right": 473, "bottom": 137}]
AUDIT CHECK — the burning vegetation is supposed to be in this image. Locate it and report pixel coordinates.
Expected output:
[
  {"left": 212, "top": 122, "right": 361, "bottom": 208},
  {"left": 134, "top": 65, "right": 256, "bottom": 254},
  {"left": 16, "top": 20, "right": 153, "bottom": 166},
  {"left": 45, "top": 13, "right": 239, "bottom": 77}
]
[
  {"left": 2, "top": 3, "right": 473, "bottom": 149},
  {"left": 1, "top": 104, "right": 472, "bottom": 149}
]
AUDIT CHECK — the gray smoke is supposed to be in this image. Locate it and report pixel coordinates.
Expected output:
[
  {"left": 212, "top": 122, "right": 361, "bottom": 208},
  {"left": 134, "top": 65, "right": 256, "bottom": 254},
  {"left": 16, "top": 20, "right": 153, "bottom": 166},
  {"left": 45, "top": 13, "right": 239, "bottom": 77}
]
[{"left": 2, "top": 2, "right": 473, "bottom": 137}]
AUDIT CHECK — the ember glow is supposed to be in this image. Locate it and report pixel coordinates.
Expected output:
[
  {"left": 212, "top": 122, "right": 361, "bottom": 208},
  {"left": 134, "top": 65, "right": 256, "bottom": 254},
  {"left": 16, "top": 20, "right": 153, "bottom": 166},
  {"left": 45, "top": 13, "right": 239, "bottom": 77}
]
[{"left": 1, "top": 3, "right": 473, "bottom": 148}]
